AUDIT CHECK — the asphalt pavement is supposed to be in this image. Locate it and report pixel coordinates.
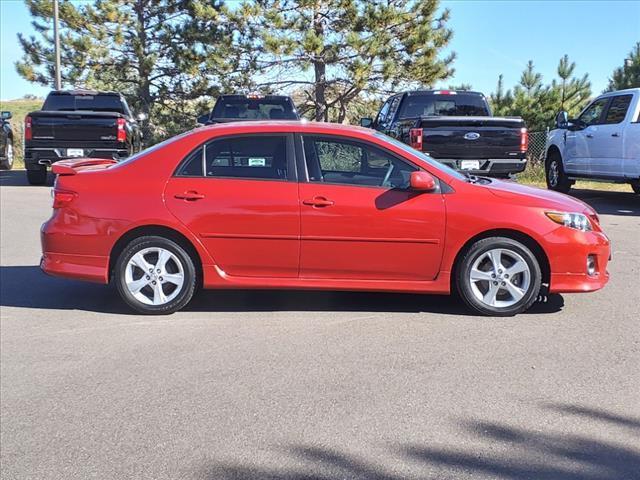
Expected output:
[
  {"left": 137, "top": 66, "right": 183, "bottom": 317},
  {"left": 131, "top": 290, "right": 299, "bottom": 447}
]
[{"left": 1, "top": 169, "right": 639, "bottom": 480}]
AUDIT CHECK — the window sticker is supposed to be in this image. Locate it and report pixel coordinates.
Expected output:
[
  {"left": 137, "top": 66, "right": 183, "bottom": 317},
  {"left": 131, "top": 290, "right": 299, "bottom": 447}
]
[{"left": 248, "top": 157, "right": 266, "bottom": 167}]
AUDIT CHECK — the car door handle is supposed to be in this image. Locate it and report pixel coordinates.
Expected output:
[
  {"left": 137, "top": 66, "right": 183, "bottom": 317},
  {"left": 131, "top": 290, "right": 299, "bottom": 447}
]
[
  {"left": 302, "top": 196, "right": 334, "bottom": 207},
  {"left": 174, "top": 191, "right": 205, "bottom": 201},
  {"left": 586, "top": 134, "right": 594, "bottom": 138},
  {"left": 611, "top": 132, "right": 620, "bottom": 137}
]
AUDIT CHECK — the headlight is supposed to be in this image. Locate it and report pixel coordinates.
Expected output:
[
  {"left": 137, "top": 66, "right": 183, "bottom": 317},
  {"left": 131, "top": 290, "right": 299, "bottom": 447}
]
[{"left": 545, "top": 211, "right": 592, "bottom": 232}]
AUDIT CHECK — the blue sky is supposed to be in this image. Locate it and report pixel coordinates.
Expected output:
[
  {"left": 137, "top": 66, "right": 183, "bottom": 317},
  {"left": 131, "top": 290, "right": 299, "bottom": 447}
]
[{"left": 1, "top": 0, "right": 639, "bottom": 100}]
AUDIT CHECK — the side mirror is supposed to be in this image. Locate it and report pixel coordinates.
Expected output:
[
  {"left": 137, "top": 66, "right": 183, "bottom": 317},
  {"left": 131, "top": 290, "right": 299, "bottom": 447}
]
[
  {"left": 555, "top": 110, "right": 569, "bottom": 129},
  {"left": 409, "top": 171, "right": 437, "bottom": 192},
  {"left": 136, "top": 113, "right": 147, "bottom": 122},
  {"left": 360, "top": 117, "right": 373, "bottom": 128},
  {"left": 1, "top": 111, "right": 12, "bottom": 120},
  {"left": 197, "top": 113, "right": 210, "bottom": 125}
]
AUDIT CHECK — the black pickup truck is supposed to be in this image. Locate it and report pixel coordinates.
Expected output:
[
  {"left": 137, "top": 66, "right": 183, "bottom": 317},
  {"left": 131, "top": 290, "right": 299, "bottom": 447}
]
[
  {"left": 24, "top": 90, "right": 144, "bottom": 185},
  {"left": 197, "top": 94, "right": 299, "bottom": 124},
  {"left": 361, "top": 90, "right": 528, "bottom": 177}
]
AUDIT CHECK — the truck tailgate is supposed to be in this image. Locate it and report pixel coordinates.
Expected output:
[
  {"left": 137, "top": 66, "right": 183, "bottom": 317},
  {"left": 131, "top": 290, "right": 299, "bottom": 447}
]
[
  {"left": 30, "top": 111, "right": 122, "bottom": 143},
  {"left": 418, "top": 116, "right": 525, "bottom": 159}
]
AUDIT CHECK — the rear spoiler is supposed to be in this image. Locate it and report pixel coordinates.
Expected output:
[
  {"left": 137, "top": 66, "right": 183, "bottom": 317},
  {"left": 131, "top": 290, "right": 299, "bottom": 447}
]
[{"left": 52, "top": 158, "right": 118, "bottom": 176}]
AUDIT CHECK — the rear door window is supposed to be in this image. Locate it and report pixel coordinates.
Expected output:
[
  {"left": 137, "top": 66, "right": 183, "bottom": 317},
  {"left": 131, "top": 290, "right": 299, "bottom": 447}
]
[
  {"left": 603, "top": 95, "right": 632, "bottom": 124},
  {"left": 176, "top": 135, "right": 291, "bottom": 181}
]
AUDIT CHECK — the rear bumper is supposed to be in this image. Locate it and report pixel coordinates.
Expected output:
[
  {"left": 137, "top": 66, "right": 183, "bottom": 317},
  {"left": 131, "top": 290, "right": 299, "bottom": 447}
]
[
  {"left": 436, "top": 158, "right": 527, "bottom": 177},
  {"left": 25, "top": 147, "right": 129, "bottom": 169},
  {"left": 40, "top": 252, "right": 109, "bottom": 283}
]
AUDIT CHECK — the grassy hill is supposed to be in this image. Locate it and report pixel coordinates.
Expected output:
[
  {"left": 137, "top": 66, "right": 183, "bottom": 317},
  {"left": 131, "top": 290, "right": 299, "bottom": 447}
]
[{"left": 1, "top": 98, "right": 44, "bottom": 168}]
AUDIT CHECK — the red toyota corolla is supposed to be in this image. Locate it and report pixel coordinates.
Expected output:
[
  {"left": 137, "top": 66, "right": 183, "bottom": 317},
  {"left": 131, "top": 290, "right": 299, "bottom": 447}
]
[{"left": 41, "top": 121, "right": 610, "bottom": 316}]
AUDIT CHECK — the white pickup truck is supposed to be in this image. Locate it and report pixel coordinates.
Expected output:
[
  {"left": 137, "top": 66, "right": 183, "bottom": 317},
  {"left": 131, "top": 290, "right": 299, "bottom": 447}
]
[{"left": 545, "top": 88, "right": 640, "bottom": 194}]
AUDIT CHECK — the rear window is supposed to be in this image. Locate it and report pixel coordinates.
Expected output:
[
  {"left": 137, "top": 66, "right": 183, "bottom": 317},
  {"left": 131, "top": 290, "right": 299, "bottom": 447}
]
[
  {"left": 211, "top": 97, "right": 298, "bottom": 120},
  {"left": 43, "top": 94, "right": 125, "bottom": 114},
  {"left": 398, "top": 93, "right": 490, "bottom": 118}
]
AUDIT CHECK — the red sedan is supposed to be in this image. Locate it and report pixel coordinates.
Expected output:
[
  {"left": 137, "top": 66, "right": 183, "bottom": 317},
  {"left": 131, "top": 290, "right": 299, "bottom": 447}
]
[{"left": 41, "top": 122, "right": 610, "bottom": 316}]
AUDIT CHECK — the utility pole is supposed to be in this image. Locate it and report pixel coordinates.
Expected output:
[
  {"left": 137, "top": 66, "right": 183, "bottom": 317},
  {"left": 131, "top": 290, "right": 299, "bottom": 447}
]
[{"left": 53, "top": 0, "right": 62, "bottom": 90}]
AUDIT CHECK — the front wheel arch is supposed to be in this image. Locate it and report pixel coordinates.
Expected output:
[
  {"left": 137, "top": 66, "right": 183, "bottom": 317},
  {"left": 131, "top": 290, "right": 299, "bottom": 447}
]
[
  {"left": 451, "top": 229, "right": 550, "bottom": 294},
  {"left": 109, "top": 225, "right": 203, "bottom": 287}
]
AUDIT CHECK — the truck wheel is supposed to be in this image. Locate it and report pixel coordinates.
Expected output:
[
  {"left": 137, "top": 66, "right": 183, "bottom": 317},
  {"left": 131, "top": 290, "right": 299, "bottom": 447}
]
[
  {"left": 545, "top": 151, "right": 573, "bottom": 193},
  {"left": 0, "top": 140, "right": 14, "bottom": 170},
  {"left": 26, "top": 166, "right": 47, "bottom": 185},
  {"left": 456, "top": 237, "right": 542, "bottom": 317},
  {"left": 114, "top": 236, "right": 197, "bottom": 315}
]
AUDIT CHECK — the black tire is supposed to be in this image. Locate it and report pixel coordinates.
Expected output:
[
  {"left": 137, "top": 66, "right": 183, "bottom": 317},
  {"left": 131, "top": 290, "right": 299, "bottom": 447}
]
[
  {"left": 0, "top": 139, "right": 14, "bottom": 170},
  {"left": 456, "top": 237, "right": 542, "bottom": 317},
  {"left": 545, "top": 151, "right": 573, "bottom": 193},
  {"left": 631, "top": 182, "right": 640, "bottom": 194},
  {"left": 114, "top": 236, "right": 197, "bottom": 314},
  {"left": 26, "top": 166, "right": 47, "bottom": 185}
]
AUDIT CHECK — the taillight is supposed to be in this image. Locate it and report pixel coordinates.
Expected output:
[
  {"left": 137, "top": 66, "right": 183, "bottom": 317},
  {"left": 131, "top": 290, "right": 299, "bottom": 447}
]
[
  {"left": 409, "top": 128, "right": 423, "bottom": 150},
  {"left": 25, "top": 115, "right": 32, "bottom": 140},
  {"left": 520, "top": 127, "right": 528, "bottom": 153},
  {"left": 52, "top": 189, "right": 77, "bottom": 209},
  {"left": 116, "top": 118, "right": 126, "bottom": 142}
]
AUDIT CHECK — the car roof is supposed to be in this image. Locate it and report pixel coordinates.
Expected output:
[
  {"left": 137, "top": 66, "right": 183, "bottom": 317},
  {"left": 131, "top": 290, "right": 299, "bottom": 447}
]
[
  {"left": 195, "top": 120, "right": 376, "bottom": 136},
  {"left": 598, "top": 87, "right": 640, "bottom": 97},
  {"left": 402, "top": 90, "right": 485, "bottom": 96},
  {"left": 49, "top": 89, "right": 120, "bottom": 96}
]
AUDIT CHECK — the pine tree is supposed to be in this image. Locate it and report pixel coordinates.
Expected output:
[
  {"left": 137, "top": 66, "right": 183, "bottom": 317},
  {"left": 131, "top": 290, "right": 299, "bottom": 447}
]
[
  {"left": 244, "top": 0, "right": 455, "bottom": 123},
  {"left": 15, "top": 0, "right": 245, "bottom": 142},
  {"left": 606, "top": 42, "right": 640, "bottom": 92}
]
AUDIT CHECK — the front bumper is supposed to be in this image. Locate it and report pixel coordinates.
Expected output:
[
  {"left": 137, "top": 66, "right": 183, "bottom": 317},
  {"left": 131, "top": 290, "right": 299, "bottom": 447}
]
[
  {"left": 546, "top": 228, "right": 611, "bottom": 294},
  {"left": 436, "top": 158, "right": 527, "bottom": 177}
]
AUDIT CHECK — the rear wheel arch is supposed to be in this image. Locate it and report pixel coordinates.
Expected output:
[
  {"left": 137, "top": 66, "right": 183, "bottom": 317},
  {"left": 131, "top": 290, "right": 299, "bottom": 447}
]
[
  {"left": 451, "top": 229, "right": 551, "bottom": 291},
  {"left": 109, "top": 225, "right": 203, "bottom": 285}
]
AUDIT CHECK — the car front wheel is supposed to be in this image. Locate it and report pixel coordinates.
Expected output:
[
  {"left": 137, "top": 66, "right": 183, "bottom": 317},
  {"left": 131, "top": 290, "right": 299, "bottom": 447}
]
[
  {"left": 546, "top": 152, "right": 573, "bottom": 193},
  {"left": 114, "top": 236, "right": 197, "bottom": 314},
  {"left": 457, "top": 237, "right": 542, "bottom": 316}
]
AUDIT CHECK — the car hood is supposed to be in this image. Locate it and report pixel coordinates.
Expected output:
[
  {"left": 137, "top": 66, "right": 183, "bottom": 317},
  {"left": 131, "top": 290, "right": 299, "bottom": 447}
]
[{"left": 484, "top": 180, "right": 596, "bottom": 215}]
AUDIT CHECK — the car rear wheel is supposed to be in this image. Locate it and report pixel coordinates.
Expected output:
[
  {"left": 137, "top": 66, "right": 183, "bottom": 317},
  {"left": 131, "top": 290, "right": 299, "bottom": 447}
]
[
  {"left": 26, "top": 166, "right": 47, "bottom": 185},
  {"left": 546, "top": 152, "right": 573, "bottom": 193},
  {"left": 0, "top": 140, "right": 13, "bottom": 170},
  {"left": 114, "top": 236, "right": 197, "bottom": 314},
  {"left": 457, "top": 237, "right": 542, "bottom": 316}
]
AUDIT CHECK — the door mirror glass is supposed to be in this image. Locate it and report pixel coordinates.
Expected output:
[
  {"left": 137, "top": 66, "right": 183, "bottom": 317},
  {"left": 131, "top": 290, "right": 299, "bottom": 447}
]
[
  {"left": 555, "top": 111, "right": 569, "bottom": 129},
  {"left": 1, "top": 111, "right": 11, "bottom": 120},
  {"left": 197, "top": 113, "right": 210, "bottom": 125},
  {"left": 409, "top": 171, "right": 436, "bottom": 191},
  {"left": 360, "top": 117, "right": 373, "bottom": 128}
]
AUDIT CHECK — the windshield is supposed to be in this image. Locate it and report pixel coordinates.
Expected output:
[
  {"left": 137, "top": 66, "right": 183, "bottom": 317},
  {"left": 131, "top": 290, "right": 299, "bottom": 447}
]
[
  {"left": 43, "top": 94, "right": 125, "bottom": 114},
  {"left": 374, "top": 132, "right": 467, "bottom": 181},
  {"left": 212, "top": 97, "right": 298, "bottom": 120},
  {"left": 398, "top": 93, "right": 490, "bottom": 118}
]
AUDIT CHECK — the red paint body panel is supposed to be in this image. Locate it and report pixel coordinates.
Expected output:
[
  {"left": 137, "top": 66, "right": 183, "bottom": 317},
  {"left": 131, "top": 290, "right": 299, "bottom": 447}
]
[{"left": 40, "top": 121, "right": 610, "bottom": 298}]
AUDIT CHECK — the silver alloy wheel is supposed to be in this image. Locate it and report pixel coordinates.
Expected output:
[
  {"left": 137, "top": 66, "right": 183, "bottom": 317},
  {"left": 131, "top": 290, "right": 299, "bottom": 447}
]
[
  {"left": 469, "top": 248, "right": 531, "bottom": 308},
  {"left": 6, "top": 143, "right": 13, "bottom": 167},
  {"left": 125, "top": 247, "right": 184, "bottom": 306},
  {"left": 548, "top": 160, "right": 559, "bottom": 187}
]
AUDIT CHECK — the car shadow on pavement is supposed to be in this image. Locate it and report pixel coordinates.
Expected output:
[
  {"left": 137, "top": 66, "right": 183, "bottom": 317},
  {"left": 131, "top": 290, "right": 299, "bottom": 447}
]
[
  {"left": 570, "top": 188, "right": 639, "bottom": 217},
  {"left": 0, "top": 169, "right": 53, "bottom": 187},
  {"left": 1, "top": 265, "right": 563, "bottom": 316},
  {"left": 199, "top": 403, "right": 640, "bottom": 480}
]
